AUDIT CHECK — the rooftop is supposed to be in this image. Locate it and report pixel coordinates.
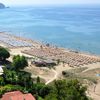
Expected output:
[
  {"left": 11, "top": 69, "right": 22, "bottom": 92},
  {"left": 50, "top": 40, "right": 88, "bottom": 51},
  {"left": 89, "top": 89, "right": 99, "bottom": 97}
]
[{"left": 2, "top": 91, "right": 36, "bottom": 100}]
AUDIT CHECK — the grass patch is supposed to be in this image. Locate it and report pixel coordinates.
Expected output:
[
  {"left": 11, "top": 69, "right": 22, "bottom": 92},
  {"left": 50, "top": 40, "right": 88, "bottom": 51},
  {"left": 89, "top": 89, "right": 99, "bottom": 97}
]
[
  {"left": 62, "top": 71, "right": 97, "bottom": 84},
  {"left": 68, "top": 67, "right": 88, "bottom": 73}
]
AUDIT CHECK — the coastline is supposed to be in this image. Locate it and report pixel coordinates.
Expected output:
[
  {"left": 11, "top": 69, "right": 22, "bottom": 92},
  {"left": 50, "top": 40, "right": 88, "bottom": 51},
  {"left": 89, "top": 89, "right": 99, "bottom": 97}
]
[{"left": 0, "top": 32, "right": 100, "bottom": 58}]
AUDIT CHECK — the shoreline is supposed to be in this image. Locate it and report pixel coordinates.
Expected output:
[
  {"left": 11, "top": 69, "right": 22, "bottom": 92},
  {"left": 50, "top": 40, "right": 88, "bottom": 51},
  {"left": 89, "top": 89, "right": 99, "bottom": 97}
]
[{"left": 0, "top": 32, "right": 100, "bottom": 59}]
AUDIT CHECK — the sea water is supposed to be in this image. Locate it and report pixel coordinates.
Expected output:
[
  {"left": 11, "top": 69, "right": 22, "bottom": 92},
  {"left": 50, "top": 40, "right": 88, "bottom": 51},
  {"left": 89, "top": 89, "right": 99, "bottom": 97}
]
[{"left": 0, "top": 6, "right": 100, "bottom": 55}]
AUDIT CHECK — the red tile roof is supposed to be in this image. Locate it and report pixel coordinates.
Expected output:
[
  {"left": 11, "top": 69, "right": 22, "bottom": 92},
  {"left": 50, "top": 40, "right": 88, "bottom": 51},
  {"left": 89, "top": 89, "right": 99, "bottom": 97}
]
[
  {"left": 2, "top": 91, "right": 36, "bottom": 100},
  {"left": 23, "top": 94, "right": 36, "bottom": 100}
]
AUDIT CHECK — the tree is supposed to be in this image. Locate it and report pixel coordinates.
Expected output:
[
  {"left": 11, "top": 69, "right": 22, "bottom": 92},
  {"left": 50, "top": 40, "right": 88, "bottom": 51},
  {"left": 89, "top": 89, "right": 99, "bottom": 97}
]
[
  {"left": 3, "top": 68, "right": 32, "bottom": 87},
  {"left": 12, "top": 55, "right": 28, "bottom": 70},
  {"left": 17, "top": 71, "right": 32, "bottom": 88},
  {"left": 0, "top": 76, "right": 5, "bottom": 86},
  {"left": 45, "top": 93, "right": 57, "bottom": 100},
  {"left": 21, "top": 56, "right": 28, "bottom": 68},
  {"left": 3, "top": 69, "right": 18, "bottom": 84},
  {"left": 39, "top": 85, "right": 52, "bottom": 98},
  {"left": 0, "top": 47, "right": 10, "bottom": 61},
  {"left": 37, "top": 76, "right": 40, "bottom": 83},
  {"left": 45, "top": 79, "right": 89, "bottom": 100}
]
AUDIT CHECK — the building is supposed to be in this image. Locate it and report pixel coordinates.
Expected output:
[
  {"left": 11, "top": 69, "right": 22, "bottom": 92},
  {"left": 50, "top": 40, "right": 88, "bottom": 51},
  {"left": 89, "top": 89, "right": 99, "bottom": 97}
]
[
  {"left": 0, "top": 66, "right": 3, "bottom": 75},
  {"left": 1, "top": 91, "right": 36, "bottom": 100},
  {"left": 32, "top": 59, "right": 56, "bottom": 67}
]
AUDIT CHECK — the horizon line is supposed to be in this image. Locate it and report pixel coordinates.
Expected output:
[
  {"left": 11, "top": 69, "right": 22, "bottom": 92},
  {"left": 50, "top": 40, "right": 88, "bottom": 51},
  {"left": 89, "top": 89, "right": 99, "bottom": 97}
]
[{"left": 6, "top": 4, "right": 100, "bottom": 7}]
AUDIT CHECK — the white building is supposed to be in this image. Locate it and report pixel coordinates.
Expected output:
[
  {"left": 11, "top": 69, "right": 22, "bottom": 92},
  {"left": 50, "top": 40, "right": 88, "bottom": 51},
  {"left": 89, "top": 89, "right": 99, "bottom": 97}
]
[{"left": 0, "top": 66, "right": 4, "bottom": 75}]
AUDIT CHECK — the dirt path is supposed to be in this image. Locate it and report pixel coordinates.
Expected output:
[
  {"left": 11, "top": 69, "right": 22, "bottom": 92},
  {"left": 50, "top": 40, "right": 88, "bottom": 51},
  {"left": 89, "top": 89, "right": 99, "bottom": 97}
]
[
  {"left": 45, "top": 63, "right": 71, "bottom": 85},
  {"left": 81, "top": 63, "right": 100, "bottom": 100},
  {"left": 45, "top": 69, "right": 58, "bottom": 85},
  {"left": 88, "top": 82, "right": 100, "bottom": 100},
  {"left": 88, "top": 91, "right": 100, "bottom": 100}
]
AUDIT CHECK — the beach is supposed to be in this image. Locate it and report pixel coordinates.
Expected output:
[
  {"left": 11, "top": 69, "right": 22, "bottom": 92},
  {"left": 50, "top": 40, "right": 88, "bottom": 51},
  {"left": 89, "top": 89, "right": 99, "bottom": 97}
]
[{"left": 0, "top": 32, "right": 100, "bottom": 66}]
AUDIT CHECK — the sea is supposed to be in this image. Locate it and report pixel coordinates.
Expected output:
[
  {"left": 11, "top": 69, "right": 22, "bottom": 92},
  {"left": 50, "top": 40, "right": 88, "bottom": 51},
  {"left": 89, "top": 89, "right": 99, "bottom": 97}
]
[{"left": 0, "top": 5, "right": 100, "bottom": 55}]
